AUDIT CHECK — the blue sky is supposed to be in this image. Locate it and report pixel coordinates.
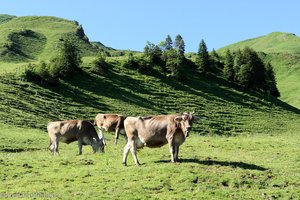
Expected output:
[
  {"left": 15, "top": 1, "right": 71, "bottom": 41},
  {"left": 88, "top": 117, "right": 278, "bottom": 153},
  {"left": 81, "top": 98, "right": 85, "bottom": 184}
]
[{"left": 1, "top": 0, "right": 299, "bottom": 52}]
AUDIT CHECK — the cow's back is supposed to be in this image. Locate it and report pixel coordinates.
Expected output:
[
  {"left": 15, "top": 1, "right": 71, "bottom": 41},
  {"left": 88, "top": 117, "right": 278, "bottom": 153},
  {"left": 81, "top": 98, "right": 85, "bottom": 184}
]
[
  {"left": 95, "top": 114, "right": 123, "bottom": 131},
  {"left": 124, "top": 116, "right": 172, "bottom": 148},
  {"left": 48, "top": 120, "right": 81, "bottom": 144}
]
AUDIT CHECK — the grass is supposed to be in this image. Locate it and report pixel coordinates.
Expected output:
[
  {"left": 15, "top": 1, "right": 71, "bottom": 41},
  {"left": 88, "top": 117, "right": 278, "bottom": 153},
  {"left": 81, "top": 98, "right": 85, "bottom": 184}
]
[{"left": 1, "top": 121, "right": 300, "bottom": 199}]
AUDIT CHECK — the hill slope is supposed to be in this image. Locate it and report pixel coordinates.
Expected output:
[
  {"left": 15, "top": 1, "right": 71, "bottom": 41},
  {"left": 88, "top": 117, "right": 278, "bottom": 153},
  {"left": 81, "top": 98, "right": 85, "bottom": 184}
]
[
  {"left": 0, "top": 57, "right": 299, "bottom": 136},
  {"left": 218, "top": 32, "right": 300, "bottom": 108},
  {"left": 0, "top": 15, "right": 99, "bottom": 62}
]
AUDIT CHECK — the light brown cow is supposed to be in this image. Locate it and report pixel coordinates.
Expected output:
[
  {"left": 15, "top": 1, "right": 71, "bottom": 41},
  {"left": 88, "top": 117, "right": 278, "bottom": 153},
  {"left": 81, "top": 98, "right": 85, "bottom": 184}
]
[
  {"left": 94, "top": 114, "right": 126, "bottom": 144},
  {"left": 122, "top": 112, "right": 198, "bottom": 166},
  {"left": 47, "top": 120, "right": 105, "bottom": 155}
]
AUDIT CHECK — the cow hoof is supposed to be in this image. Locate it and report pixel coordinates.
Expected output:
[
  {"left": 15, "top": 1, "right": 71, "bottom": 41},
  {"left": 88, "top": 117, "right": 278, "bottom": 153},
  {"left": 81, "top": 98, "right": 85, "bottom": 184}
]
[{"left": 122, "top": 162, "right": 127, "bottom": 167}]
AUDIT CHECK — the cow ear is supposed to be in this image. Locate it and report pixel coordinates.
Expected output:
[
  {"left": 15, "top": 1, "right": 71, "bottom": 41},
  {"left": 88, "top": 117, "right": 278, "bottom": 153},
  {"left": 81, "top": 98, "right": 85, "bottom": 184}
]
[{"left": 174, "top": 116, "right": 183, "bottom": 122}]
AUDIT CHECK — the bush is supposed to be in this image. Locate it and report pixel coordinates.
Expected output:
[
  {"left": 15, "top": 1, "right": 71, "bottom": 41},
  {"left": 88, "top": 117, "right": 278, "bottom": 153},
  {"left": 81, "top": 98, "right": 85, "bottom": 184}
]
[
  {"left": 122, "top": 52, "right": 139, "bottom": 68},
  {"left": 91, "top": 54, "right": 108, "bottom": 75},
  {"left": 21, "top": 62, "right": 58, "bottom": 85}
]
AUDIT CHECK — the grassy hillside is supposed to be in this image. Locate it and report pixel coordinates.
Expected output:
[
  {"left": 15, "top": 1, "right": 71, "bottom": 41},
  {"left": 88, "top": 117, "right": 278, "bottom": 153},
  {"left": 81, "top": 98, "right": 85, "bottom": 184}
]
[
  {"left": 0, "top": 15, "right": 99, "bottom": 64},
  {"left": 218, "top": 32, "right": 300, "bottom": 108},
  {"left": 0, "top": 14, "right": 16, "bottom": 24},
  {"left": 0, "top": 56, "right": 299, "bottom": 136},
  {"left": 218, "top": 32, "right": 300, "bottom": 54}
]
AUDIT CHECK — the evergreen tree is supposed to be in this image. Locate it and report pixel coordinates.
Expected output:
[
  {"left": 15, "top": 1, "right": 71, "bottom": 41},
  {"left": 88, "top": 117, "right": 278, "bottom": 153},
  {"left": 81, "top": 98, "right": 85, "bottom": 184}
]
[
  {"left": 223, "top": 49, "right": 234, "bottom": 81},
  {"left": 242, "top": 47, "right": 266, "bottom": 89},
  {"left": 265, "top": 62, "right": 280, "bottom": 97},
  {"left": 196, "top": 39, "right": 210, "bottom": 74},
  {"left": 165, "top": 35, "right": 173, "bottom": 50},
  {"left": 233, "top": 49, "right": 243, "bottom": 80},
  {"left": 165, "top": 49, "right": 184, "bottom": 80},
  {"left": 174, "top": 34, "right": 185, "bottom": 56},
  {"left": 235, "top": 63, "right": 252, "bottom": 89}
]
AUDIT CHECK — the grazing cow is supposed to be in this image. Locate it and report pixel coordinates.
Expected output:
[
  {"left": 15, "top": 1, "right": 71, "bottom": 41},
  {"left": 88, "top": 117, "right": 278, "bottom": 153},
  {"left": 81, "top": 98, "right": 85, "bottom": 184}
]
[
  {"left": 122, "top": 112, "right": 198, "bottom": 166},
  {"left": 47, "top": 120, "right": 105, "bottom": 155},
  {"left": 94, "top": 114, "right": 126, "bottom": 144}
]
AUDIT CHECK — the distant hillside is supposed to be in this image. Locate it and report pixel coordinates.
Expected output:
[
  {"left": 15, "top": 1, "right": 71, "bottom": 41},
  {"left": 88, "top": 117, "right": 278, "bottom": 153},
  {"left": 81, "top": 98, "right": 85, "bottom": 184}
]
[
  {"left": 0, "top": 15, "right": 113, "bottom": 62},
  {"left": 218, "top": 32, "right": 300, "bottom": 108},
  {"left": 0, "top": 14, "right": 16, "bottom": 24},
  {"left": 218, "top": 32, "right": 300, "bottom": 54}
]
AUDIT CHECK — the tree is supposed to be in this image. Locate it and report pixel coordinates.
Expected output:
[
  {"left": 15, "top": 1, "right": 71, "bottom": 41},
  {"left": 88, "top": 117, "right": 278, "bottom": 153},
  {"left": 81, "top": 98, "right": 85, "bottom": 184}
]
[
  {"left": 165, "top": 49, "right": 184, "bottom": 80},
  {"left": 265, "top": 62, "right": 280, "bottom": 97},
  {"left": 196, "top": 39, "right": 210, "bottom": 74},
  {"left": 242, "top": 47, "right": 266, "bottom": 89},
  {"left": 223, "top": 49, "right": 234, "bottom": 81},
  {"left": 165, "top": 35, "right": 173, "bottom": 50},
  {"left": 50, "top": 38, "right": 82, "bottom": 78},
  {"left": 233, "top": 49, "right": 243, "bottom": 80},
  {"left": 144, "top": 41, "right": 162, "bottom": 63},
  {"left": 174, "top": 34, "right": 185, "bottom": 56}
]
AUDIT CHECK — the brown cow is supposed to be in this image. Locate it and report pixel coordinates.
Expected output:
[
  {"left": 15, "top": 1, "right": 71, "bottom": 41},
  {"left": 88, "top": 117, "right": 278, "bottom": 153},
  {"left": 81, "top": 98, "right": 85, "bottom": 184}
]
[
  {"left": 122, "top": 112, "right": 198, "bottom": 166},
  {"left": 94, "top": 114, "right": 126, "bottom": 144},
  {"left": 47, "top": 120, "right": 105, "bottom": 155}
]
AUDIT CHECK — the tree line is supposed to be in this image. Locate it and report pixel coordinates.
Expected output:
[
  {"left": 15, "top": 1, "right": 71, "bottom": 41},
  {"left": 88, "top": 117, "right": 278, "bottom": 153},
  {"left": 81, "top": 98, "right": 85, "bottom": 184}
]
[
  {"left": 21, "top": 34, "right": 280, "bottom": 97},
  {"left": 143, "top": 35, "right": 280, "bottom": 97}
]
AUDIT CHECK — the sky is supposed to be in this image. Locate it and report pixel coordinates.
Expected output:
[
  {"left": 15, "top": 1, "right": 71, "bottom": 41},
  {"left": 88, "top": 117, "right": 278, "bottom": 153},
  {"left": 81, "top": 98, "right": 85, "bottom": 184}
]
[{"left": 1, "top": 0, "right": 300, "bottom": 52}]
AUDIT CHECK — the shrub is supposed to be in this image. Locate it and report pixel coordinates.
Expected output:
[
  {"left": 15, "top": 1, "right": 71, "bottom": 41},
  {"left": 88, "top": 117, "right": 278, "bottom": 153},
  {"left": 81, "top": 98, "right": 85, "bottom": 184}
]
[{"left": 91, "top": 53, "right": 108, "bottom": 75}]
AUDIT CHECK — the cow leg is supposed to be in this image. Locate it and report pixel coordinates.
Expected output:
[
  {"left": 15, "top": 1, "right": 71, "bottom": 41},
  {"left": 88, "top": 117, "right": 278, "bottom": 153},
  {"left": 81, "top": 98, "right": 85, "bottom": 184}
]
[
  {"left": 99, "top": 127, "right": 106, "bottom": 146},
  {"left": 114, "top": 128, "right": 120, "bottom": 145},
  {"left": 169, "top": 145, "right": 176, "bottom": 163},
  {"left": 130, "top": 141, "right": 140, "bottom": 166},
  {"left": 50, "top": 136, "right": 59, "bottom": 155},
  {"left": 78, "top": 139, "right": 83, "bottom": 155},
  {"left": 122, "top": 142, "right": 131, "bottom": 166},
  {"left": 174, "top": 146, "right": 179, "bottom": 162}
]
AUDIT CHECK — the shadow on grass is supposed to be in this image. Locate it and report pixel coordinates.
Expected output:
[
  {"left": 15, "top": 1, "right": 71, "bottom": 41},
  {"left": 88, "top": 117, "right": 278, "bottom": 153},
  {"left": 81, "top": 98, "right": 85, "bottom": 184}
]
[
  {"left": 155, "top": 158, "right": 267, "bottom": 171},
  {"left": 0, "top": 147, "right": 42, "bottom": 153}
]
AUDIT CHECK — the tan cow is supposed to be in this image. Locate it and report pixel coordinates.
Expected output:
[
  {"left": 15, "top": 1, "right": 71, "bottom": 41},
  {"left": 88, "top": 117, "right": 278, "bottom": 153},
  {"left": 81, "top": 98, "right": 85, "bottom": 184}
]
[
  {"left": 47, "top": 120, "right": 105, "bottom": 155},
  {"left": 122, "top": 112, "right": 198, "bottom": 166},
  {"left": 94, "top": 114, "right": 126, "bottom": 144}
]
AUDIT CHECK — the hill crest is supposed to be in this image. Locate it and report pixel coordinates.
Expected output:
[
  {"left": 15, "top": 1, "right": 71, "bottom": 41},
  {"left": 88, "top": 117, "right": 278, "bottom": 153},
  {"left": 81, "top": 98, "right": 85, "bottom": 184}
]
[{"left": 218, "top": 32, "right": 300, "bottom": 54}]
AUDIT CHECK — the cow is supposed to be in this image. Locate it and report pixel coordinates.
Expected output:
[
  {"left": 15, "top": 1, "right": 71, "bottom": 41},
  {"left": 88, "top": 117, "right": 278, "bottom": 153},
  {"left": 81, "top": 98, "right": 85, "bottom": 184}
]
[
  {"left": 122, "top": 112, "right": 198, "bottom": 166},
  {"left": 47, "top": 120, "right": 105, "bottom": 155},
  {"left": 94, "top": 114, "right": 126, "bottom": 145}
]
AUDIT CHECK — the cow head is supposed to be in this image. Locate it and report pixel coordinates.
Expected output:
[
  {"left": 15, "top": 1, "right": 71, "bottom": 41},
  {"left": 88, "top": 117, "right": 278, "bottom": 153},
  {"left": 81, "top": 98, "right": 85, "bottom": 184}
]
[
  {"left": 174, "top": 112, "right": 199, "bottom": 137},
  {"left": 91, "top": 137, "right": 105, "bottom": 153}
]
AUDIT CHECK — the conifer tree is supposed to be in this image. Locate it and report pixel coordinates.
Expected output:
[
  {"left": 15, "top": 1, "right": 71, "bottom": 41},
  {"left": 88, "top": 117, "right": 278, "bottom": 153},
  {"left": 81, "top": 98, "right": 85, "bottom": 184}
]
[
  {"left": 165, "top": 35, "right": 173, "bottom": 50},
  {"left": 174, "top": 34, "right": 185, "bottom": 56},
  {"left": 265, "top": 62, "right": 280, "bottom": 97},
  {"left": 223, "top": 49, "right": 234, "bottom": 81},
  {"left": 196, "top": 39, "right": 210, "bottom": 74}
]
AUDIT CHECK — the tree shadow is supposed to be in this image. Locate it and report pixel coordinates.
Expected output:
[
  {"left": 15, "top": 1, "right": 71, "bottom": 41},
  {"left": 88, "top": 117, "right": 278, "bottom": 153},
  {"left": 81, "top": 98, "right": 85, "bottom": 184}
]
[
  {"left": 155, "top": 158, "right": 267, "bottom": 171},
  {"left": 62, "top": 68, "right": 162, "bottom": 113},
  {"left": 154, "top": 68, "right": 300, "bottom": 114}
]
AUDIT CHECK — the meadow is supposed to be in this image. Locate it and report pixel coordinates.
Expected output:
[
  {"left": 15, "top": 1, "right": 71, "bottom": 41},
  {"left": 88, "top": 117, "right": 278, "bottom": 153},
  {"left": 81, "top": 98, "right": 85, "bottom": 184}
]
[{"left": 1, "top": 121, "right": 300, "bottom": 199}]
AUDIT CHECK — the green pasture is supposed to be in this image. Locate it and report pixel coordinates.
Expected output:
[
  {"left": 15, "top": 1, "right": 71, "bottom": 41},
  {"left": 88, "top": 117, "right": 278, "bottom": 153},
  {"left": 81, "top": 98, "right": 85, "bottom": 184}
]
[{"left": 1, "top": 122, "right": 300, "bottom": 199}]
